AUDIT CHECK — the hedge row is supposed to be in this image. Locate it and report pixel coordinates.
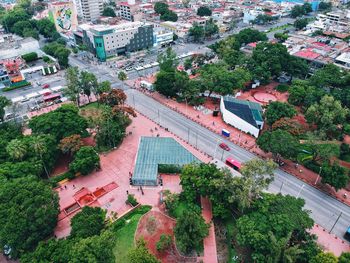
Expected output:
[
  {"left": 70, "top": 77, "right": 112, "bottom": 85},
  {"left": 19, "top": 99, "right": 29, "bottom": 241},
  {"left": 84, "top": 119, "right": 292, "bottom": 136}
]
[{"left": 2, "top": 80, "right": 31, "bottom": 91}]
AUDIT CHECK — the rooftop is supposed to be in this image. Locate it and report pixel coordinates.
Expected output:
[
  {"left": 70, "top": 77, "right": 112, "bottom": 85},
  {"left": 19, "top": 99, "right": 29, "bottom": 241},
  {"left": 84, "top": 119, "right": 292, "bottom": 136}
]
[{"left": 132, "top": 137, "right": 199, "bottom": 186}]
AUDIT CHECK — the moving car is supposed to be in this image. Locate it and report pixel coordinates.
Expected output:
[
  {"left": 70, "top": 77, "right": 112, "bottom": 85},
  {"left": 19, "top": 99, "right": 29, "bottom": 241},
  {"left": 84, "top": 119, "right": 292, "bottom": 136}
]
[
  {"left": 42, "top": 84, "right": 50, "bottom": 89},
  {"left": 219, "top": 142, "right": 230, "bottom": 151}
]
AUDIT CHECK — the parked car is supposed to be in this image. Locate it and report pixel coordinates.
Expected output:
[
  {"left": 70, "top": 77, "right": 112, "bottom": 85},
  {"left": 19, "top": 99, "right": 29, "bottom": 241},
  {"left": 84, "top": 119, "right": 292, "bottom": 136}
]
[
  {"left": 219, "top": 142, "right": 230, "bottom": 151},
  {"left": 344, "top": 227, "right": 350, "bottom": 242},
  {"left": 42, "top": 83, "right": 50, "bottom": 89}
]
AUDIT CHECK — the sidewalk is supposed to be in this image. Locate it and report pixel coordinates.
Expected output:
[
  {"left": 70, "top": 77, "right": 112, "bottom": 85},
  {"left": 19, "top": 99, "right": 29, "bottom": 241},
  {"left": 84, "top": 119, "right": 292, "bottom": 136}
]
[{"left": 200, "top": 197, "right": 218, "bottom": 263}]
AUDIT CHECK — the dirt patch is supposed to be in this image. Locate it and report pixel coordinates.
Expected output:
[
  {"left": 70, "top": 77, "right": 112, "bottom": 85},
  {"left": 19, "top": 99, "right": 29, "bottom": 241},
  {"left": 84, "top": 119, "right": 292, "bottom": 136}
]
[{"left": 135, "top": 210, "right": 196, "bottom": 263}]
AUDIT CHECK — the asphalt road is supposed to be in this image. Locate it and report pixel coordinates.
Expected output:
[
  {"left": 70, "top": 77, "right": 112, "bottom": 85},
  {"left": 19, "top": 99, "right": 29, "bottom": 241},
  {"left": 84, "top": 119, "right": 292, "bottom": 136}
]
[{"left": 125, "top": 88, "right": 350, "bottom": 241}]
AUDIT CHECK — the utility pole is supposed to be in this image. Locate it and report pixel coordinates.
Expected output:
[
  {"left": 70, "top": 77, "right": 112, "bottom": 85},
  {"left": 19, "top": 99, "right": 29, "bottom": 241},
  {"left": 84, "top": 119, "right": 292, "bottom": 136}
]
[
  {"left": 279, "top": 181, "right": 284, "bottom": 193},
  {"left": 187, "top": 127, "right": 190, "bottom": 143},
  {"left": 329, "top": 212, "right": 342, "bottom": 234},
  {"left": 314, "top": 166, "right": 322, "bottom": 185}
]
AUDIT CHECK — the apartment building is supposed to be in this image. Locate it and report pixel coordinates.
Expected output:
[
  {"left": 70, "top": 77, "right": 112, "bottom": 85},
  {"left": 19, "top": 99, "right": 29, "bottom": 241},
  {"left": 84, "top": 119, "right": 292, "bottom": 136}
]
[
  {"left": 75, "top": 22, "right": 154, "bottom": 61},
  {"left": 75, "top": 0, "right": 103, "bottom": 21}
]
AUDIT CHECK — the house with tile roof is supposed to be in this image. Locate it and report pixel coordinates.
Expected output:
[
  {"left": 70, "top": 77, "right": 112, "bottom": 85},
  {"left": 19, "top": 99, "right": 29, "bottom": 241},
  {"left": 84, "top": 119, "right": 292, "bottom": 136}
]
[{"left": 220, "top": 96, "right": 264, "bottom": 138}]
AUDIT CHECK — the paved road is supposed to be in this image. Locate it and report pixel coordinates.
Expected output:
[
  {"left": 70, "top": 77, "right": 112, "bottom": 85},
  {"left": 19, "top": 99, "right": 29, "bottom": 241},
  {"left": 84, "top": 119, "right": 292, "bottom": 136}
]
[{"left": 125, "top": 88, "right": 350, "bottom": 241}]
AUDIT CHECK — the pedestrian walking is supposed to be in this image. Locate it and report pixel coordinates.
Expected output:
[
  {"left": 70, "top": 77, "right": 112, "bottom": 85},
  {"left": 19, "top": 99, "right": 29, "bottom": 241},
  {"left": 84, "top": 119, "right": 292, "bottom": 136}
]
[
  {"left": 126, "top": 190, "right": 129, "bottom": 195},
  {"left": 64, "top": 185, "right": 67, "bottom": 189}
]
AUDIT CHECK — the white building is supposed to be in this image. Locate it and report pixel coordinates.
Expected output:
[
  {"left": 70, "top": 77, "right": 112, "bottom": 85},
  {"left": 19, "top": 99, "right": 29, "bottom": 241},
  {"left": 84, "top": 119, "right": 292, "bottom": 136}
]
[
  {"left": 75, "top": 0, "right": 103, "bottom": 21},
  {"left": 153, "top": 27, "right": 173, "bottom": 47},
  {"left": 335, "top": 52, "right": 350, "bottom": 70},
  {"left": 0, "top": 35, "right": 40, "bottom": 60},
  {"left": 220, "top": 96, "right": 264, "bottom": 138}
]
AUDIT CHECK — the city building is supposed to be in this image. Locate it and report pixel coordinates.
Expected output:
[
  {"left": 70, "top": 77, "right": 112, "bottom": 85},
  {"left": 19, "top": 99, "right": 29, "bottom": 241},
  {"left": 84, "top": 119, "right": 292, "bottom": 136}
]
[
  {"left": 0, "top": 35, "right": 40, "bottom": 60},
  {"left": 74, "top": 0, "right": 103, "bottom": 21},
  {"left": 220, "top": 96, "right": 264, "bottom": 138},
  {"left": 119, "top": 0, "right": 136, "bottom": 21},
  {"left": 0, "top": 66, "right": 11, "bottom": 88},
  {"left": 335, "top": 52, "right": 350, "bottom": 70},
  {"left": 153, "top": 26, "right": 174, "bottom": 47},
  {"left": 48, "top": 1, "right": 78, "bottom": 33},
  {"left": 75, "top": 21, "right": 154, "bottom": 61},
  {"left": 307, "top": 10, "right": 350, "bottom": 33}
]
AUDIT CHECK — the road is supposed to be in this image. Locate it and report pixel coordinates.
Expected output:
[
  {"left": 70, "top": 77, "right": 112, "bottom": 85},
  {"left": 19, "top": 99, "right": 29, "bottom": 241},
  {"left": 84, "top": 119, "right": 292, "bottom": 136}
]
[{"left": 125, "top": 88, "right": 350, "bottom": 241}]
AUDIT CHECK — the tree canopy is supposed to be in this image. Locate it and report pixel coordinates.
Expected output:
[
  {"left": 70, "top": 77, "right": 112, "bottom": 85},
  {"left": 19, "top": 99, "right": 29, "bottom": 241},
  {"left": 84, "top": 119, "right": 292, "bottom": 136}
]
[
  {"left": 0, "top": 177, "right": 59, "bottom": 258},
  {"left": 102, "top": 7, "right": 116, "bottom": 17},
  {"left": 236, "top": 193, "right": 314, "bottom": 262},
  {"left": 127, "top": 238, "right": 160, "bottom": 263},
  {"left": 265, "top": 101, "right": 297, "bottom": 126},
  {"left": 29, "top": 104, "right": 88, "bottom": 142},
  {"left": 71, "top": 207, "right": 106, "bottom": 239},
  {"left": 174, "top": 210, "right": 209, "bottom": 254},
  {"left": 197, "top": 6, "right": 212, "bottom": 16},
  {"left": 69, "top": 146, "right": 100, "bottom": 175},
  {"left": 257, "top": 129, "right": 299, "bottom": 159}
]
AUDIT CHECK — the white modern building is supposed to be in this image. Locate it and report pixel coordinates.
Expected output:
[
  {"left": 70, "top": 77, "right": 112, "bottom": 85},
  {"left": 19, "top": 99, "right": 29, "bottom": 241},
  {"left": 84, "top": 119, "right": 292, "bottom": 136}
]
[
  {"left": 75, "top": 0, "right": 103, "bottom": 21},
  {"left": 75, "top": 21, "right": 154, "bottom": 61},
  {"left": 220, "top": 96, "right": 264, "bottom": 138},
  {"left": 153, "top": 27, "right": 173, "bottom": 47}
]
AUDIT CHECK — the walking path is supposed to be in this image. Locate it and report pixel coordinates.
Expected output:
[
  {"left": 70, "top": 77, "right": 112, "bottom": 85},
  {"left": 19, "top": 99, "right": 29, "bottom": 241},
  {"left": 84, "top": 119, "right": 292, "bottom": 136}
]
[{"left": 200, "top": 197, "right": 218, "bottom": 263}]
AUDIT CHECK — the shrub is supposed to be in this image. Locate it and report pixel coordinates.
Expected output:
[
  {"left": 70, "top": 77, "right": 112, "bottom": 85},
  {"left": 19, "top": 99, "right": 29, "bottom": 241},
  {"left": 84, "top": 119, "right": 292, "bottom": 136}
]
[
  {"left": 42, "top": 56, "right": 51, "bottom": 63},
  {"left": 344, "top": 124, "right": 350, "bottom": 135},
  {"left": 156, "top": 234, "right": 172, "bottom": 252},
  {"left": 158, "top": 164, "right": 182, "bottom": 174},
  {"left": 3, "top": 80, "right": 31, "bottom": 91},
  {"left": 303, "top": 160, "right": 321, "bottom": 174},
  {"left": 49, "top": 171, "right": 75, "bottom": 187},
  {"left": 276, "top": 84, "right": 289, "bottom": 92},
  {"left": 126, "top": 194, "right": 138, "bottom": 206},
  {"left": 22, "top": 52, "right": 38, "bottom": 62}
]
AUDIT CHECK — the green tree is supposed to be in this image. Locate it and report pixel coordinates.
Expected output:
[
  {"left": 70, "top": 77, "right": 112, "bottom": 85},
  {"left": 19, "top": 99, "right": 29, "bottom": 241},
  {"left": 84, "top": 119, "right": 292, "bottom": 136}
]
[
  {"left": 291, "top": 4, "right": 312, "bottom": 18},
  {"left": 6, "top": 138, "right": 27, "bottom": 160},
  {"left": 310, "top": 252, "right": 338, "bottom": 263},
  {"left": 20, "top": 238, "right": 72, "bottom": 263},
  {"left": 0, "top": 122, "right": 22, "bottom": 162},
  {"left": 204, "top": 18, "right": 219, "bottom": 38},
  {"left": 22, "top": 27, "right": 39, "bottom": 39},
  {"left": 183, "top": 58, "right": 192, "bottom": 70},
  {"left": 1, "top": 8, "right": 30, "bottom": 32},
  {"left": 102, "top": 7, "right": 116, "bottom": 17},
  {"left": 154, "top": 70, "right": 178, "bottom": 97},
  {"left": 156, "top": 234, "right": 172, "bottom": 252},
  {"left": 310, "top": 64, "right": 345, "bottom": 89},
  {"left": 257, "top": 129, "right": 299, "bottom": 159},
  {"left": 174, "top": 210, "right": 209, "bottom": 254},
  {"left": 0, "top": 96, "right": 11, "bottom": 122},
  {"left": 236, "top": 28, "right": 268, "bottom": 47},
  {"left": 320, "top": 162, "right": 349, "bottom": 191},
  {"left": 197, "top": 6, "right": 212, "bottom": 16},
  {"left": 30, "top": 134, "right": 54, "bottom": 177},
  {"left": 29, "top": 103, "right": 88, "bottom": 141},
  {"left": 42, "top": 42, "right": 70, "bottom": 68},
  {"left": 35, "top": 18, "right": 58, "bottom": 39},
  {"left": 238, "top": 159, "right": 277, "bottom": 210},
  {"left": 160, "top": 10, "right": 178, "bottom": 22},
  {"left": 294, "top": 18, "right": 309, "bottom": 30},
  {"left": 265, "top": 101, "right": 297, "bottom": 126},
  {"left": 127, "top": 238, "right": 160, "bottom": 263},
  {"left": 189, "top": 22, "right": 204, "bottom": 42},
  {"left": 65, "top": 67, "right": 81, "bottom": 106},
  {"left": 11, "top": 20, "right": 32, "bottom": 36},
  {"left": 274, "top": 32, "right": 289, "bottom": 42},
  {"left": 96, "top": 81, "right": 112, "bottom": 98},
  {"left": 157, "top": 47, "right": 178, "bottom": 72},
  {"left": 236, "top": 193, "right": 314, "bottom": 262},
  {"left": 339, "top": 252, "right": 350, "bottom": 263},
  {"left": 318, "top": 2, "right": 332, "bottom": 10},
  {"left": 71, "top": 207, "right": 106, "bottom": 238},
  {"left": 70, "top": 231, "right": 116, "bottom": 263},
  {"left": 0, "top": 161, "right": 42, "bottom": 179},
  {"left": 154, "top": 2, "right": 168, "bottom": 15},
  {"left": 305, "top": 95, "right": 349, "bottom": 138},
  {"left": 80, "top": 71, "right": 98, "bottom": 102},
  {"left": 70, "top": 146, "right": 100, "bottom": 175},
  {"left": 118, "top": 71, "right": 127, "bottom": 89},
  {"left": 0, "top": 177, "right": 59, "bottom": 258}
]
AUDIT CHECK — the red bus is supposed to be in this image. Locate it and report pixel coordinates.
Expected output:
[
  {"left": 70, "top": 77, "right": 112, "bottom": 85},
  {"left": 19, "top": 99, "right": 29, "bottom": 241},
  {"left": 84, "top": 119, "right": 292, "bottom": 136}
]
[{"left": 225, "top": 157, "right": 241, "bottom": 171}]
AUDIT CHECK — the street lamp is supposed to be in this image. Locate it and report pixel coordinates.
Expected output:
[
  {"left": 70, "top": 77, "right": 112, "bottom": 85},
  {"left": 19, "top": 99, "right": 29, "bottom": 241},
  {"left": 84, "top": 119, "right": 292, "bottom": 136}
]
[{"left": 314, "top": 166, "right": 322, "bottom": 185}]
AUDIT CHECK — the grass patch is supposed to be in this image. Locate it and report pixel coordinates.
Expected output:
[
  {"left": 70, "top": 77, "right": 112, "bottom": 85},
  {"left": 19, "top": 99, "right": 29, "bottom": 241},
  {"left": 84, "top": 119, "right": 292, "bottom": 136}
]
[
  {"left": 112, "top": 205, "right": 151, "bottom": 263},
  {"left": 266, "top": 24, "right": 291, "bottom": 33},
  {"left": 81, "top": 102, "right": 99, "bottom": 109}
]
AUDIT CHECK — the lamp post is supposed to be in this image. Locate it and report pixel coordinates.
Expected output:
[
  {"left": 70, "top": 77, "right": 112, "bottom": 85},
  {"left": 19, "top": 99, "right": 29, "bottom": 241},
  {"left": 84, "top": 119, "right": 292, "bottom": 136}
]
[{"left": 314, "top": 166, "right": 322, "bottom": 185}]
